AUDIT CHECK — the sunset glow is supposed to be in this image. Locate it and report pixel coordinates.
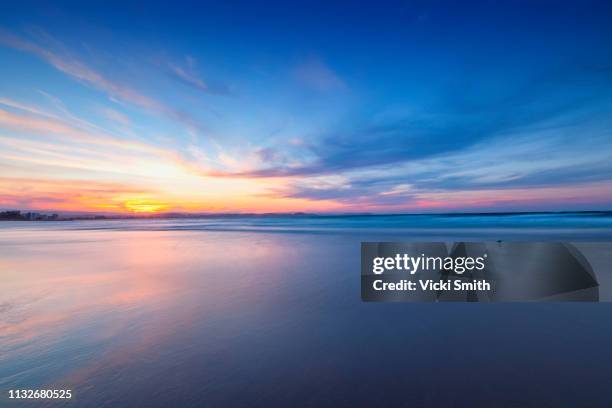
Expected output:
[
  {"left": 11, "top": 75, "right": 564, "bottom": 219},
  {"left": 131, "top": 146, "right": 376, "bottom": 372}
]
[{"left": 1, "top": 3, "right": 612, "bottom": 214}]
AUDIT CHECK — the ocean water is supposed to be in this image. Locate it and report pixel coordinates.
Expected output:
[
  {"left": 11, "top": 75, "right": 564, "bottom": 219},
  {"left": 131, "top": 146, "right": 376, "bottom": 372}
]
[{"left": 1, "top": 213, "right": 612, "bottom": 407}]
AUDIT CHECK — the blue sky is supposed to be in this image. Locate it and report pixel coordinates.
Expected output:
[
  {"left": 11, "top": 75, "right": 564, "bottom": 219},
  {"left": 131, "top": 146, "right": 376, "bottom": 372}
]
[{"left": 1, "top": 1, "right": 612, "bottom": 213}]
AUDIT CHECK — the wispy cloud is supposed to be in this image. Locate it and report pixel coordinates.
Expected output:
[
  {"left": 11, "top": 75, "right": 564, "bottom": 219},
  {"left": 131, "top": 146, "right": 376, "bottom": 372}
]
[
  {"left": 0, "top": 177, "right": 150, "bottom": 212},
  {"left": 294, "top": 57, "right": 347, "bottom": 92},
  {"left": 0, "top": 29, "right": 209, "bottom": 135},
  {"left": 214, "top": 59, "right": 612, "bottom": 190},
  {"left": 0, "top": 103, "right": 158, "bottom": 154},
  {"left": 99, "top": 107, "right": 131, "bottom": 126},
  {"left": 167, "top": 56, "right": 233, "bottom": 96}
]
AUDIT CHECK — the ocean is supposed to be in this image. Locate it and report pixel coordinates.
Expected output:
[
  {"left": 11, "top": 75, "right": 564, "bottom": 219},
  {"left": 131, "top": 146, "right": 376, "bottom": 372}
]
[{"left": 1, "top": 213, "right": 612, "bottom": 407}]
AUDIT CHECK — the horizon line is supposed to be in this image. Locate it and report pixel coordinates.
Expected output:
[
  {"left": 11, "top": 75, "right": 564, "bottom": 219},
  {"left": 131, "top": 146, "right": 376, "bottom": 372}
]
[{"left": 2, "top": 208, "right": 612, "bottom": 220}]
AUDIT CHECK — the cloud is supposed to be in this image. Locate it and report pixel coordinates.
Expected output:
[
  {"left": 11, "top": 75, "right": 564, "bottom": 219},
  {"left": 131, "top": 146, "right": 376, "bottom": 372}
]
[
  {"left": 244, "top": 62, "right": 612, "bottom": 210},
  {"left": 0, "top": 104, "right": 159, "bottom": 154},
  {"left": 0, "top": 99, "right": 221, "bottom": 186},
  {"left": 215, "top": 58, "right": 612, "bottom": 189},
  {"left": 0, "top": 29, "right": 209, "bottom": 135},
  {"left": 100, "top": 107, "right": 131, "bottom": 126},
  {"left": 270, "top": 175, "right": 612, "bottom": 212},
  {"left": 294, "top": 57, "right": 347, "bottom": 92},
  {"left": 268, "top": 122, "right": 612, "bottom": 207},
  {"left": 167, "top": 56, "right": 233, "bottom": 96},
  {"left": 0, "top": 177, "right": 151, "bottom": 212},
  {"left": 253, "top": 146, "right": 284, "bottom": 164}
]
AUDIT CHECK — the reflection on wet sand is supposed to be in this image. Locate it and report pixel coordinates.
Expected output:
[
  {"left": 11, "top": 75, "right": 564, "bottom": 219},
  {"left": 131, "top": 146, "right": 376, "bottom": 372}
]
[
  {"left": 2, "top": 220, "right": 612, "bottom": 407},
  {"left": 0, "top": 226, "right": 308, "bottom": 405}
]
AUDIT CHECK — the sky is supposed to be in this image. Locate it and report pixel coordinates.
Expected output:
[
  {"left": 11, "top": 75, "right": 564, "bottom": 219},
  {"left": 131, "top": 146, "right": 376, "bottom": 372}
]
[{"left": 1, "top": 1, "right": 612, "bottom": 214}]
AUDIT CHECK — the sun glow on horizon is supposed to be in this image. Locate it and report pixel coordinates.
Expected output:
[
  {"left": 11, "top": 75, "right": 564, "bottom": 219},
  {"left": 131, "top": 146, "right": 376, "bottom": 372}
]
[{"left": 123, "top": 198, "right": 170, "bottom": 213}]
